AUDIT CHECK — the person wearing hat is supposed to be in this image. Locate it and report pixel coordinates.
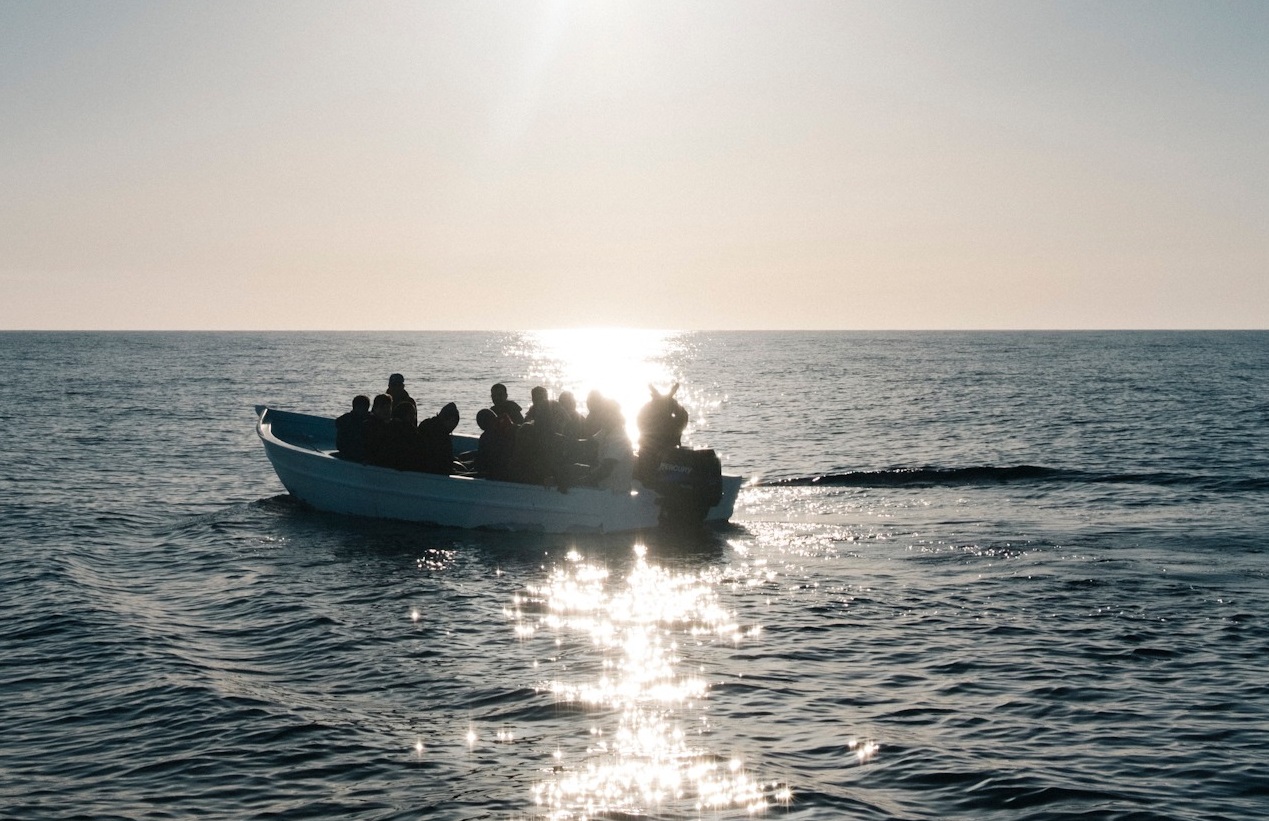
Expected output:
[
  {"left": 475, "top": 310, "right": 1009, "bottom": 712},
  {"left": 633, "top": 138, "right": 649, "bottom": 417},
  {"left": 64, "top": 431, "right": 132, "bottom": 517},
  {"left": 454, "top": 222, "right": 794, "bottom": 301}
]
[{"left": 387, "top": 373, "right": 413, "bottom": 408}]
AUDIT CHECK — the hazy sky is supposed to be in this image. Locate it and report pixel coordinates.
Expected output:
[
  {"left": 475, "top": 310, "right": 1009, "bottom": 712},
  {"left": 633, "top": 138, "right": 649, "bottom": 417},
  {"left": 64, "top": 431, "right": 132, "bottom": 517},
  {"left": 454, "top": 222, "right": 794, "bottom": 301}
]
[{"left": 2, "top": 1, "right": 1266, "bottom": 330}]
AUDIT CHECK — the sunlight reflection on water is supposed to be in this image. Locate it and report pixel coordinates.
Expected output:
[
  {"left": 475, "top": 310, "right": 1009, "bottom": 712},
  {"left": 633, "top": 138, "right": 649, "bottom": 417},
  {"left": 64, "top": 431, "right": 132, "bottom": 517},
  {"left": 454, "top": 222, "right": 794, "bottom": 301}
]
[{"left": 507, "top": 545, "right": 788, "bottom": 819}]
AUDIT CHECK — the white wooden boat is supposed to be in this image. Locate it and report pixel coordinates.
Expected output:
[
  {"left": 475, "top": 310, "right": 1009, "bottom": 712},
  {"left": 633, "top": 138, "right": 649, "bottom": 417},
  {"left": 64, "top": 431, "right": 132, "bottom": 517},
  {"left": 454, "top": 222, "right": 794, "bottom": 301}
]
[{"left": 255, "top": 407, "right": 742, "bottom": 534}]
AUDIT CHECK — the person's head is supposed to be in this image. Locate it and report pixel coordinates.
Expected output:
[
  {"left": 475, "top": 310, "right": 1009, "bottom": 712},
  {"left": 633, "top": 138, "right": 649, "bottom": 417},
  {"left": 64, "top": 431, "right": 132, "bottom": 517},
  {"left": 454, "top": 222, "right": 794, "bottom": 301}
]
[
  {"left": 389, "top": 373, "right": 405, "bottom": 388},
  {"left": 531, "top": 386, "right": 549, "bottom": 407},
  {"left": 491, "top": 383, "right": 508, "bottom": 402},
  {"left": 558, "top": 391, "right": 576, "bottom": 412},
  {"left": 352, "top": 394, "right": 371, "bottom": 412},
  {"left": 372, "top": 394, "right": 393, "bottom": 420},
  {"left": 476, "top": 408, "right": 496, "bottom": 432},
  {"left": 393, "top": 399, "right": 417, "bottom": 425},
  {"left": 586, "top": 390, "right": 604, "bottom": 415},
  {"left": 438, "top": 402, "right": 460, "bottom": 433}
]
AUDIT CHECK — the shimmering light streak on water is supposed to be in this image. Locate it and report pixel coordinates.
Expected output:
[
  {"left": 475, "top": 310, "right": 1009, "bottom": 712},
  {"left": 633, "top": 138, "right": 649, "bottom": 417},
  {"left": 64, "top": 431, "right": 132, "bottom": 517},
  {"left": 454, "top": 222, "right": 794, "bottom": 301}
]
[{"left": 511, "top": 546, "right": 782, "bottom": 818}]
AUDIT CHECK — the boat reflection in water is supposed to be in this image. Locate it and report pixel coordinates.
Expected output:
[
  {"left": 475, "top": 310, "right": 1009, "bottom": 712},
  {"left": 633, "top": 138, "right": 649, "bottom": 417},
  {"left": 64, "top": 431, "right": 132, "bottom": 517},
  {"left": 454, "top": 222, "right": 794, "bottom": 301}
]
[{"left": 507, "top": 545, "right": 790, "bottom": 818}]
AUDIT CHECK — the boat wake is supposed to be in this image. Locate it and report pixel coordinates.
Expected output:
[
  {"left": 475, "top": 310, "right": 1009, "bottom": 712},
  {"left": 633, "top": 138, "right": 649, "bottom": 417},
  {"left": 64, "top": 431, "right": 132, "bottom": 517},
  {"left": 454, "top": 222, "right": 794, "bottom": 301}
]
[{"left": 756, "top": 466, "right": 1269, "bottom": 492}]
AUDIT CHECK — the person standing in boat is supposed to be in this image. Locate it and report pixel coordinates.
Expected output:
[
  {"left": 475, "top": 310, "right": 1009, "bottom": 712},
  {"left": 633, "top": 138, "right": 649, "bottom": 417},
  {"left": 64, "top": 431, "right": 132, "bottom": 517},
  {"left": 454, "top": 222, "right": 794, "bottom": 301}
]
[
  {"left": 635, "top": 383, "right": 688, "bottom": 483},
  {"left": 387, "top": 373, "right": 413, "bottom": 409},
  {"left": 489, "top": 383, "right": 525, "bottom": 425},
  {"left": 417, "top": 402, "right": 460, "bottom": 475},
  {"left": 335, "top": 394, "right": 372, "bottom": 461}
]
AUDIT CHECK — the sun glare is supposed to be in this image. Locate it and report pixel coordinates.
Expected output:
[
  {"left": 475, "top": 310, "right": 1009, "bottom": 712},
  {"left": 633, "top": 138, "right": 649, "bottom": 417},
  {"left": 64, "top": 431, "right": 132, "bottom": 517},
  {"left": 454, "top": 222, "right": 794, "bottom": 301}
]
[{"left": 515, "top": 328, "right": 686, "bottom": 440}]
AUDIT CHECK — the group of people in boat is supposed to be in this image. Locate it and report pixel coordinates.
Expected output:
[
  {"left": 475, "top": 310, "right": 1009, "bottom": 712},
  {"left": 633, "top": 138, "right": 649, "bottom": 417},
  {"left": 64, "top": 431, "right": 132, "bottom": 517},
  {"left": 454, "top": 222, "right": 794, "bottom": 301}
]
[{"left": 334, "top": 373, "right": 689, "bottom": 493}]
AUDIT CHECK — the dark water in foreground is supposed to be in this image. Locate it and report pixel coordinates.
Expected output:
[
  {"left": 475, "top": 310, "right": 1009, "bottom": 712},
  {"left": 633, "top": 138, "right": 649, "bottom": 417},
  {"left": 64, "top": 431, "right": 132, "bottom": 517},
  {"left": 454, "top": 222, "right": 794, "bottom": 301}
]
[{"left": 1, "top": 331, "right": 1267, "bottom": 820}]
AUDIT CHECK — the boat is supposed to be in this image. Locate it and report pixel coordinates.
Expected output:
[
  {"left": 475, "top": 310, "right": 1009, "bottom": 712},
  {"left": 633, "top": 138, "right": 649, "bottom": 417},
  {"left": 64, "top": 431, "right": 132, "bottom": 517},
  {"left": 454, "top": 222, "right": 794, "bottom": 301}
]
[{"left": 255, "top": 406, "right": 743, "bottom": 534}]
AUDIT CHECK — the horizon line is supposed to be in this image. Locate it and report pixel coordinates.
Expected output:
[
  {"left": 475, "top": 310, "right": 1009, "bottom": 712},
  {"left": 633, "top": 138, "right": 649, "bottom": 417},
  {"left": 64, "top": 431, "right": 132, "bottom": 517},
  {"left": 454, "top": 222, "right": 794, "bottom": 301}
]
[{"left": 2, "top": 327, "right": 1266, "bottom": 334}]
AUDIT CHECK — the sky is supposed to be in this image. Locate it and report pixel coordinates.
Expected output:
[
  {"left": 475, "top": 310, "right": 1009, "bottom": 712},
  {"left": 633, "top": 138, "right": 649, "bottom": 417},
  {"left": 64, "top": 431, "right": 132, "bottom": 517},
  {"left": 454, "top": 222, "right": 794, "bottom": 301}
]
[{"left": 1, "top": 0, "right": 1266, "bottom": 330}]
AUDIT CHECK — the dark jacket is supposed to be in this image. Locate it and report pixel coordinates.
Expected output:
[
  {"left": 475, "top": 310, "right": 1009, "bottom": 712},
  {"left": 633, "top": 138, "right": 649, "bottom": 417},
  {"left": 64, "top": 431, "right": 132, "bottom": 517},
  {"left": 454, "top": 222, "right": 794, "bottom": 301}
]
[
  {"left": 417, "top": 402, "right": 460, "bottom": 475},
  {"left": 476, "top": 418, "right": 516, "bottom": 480},
  {"left": 380, "top": 418, "right": 424, "bottom": 471},
  {"left": 335, "top": 408, "right": 371, "bottom": 461},
  {"left": 491, "top": 398, "right": 524, "bottom": 425}
]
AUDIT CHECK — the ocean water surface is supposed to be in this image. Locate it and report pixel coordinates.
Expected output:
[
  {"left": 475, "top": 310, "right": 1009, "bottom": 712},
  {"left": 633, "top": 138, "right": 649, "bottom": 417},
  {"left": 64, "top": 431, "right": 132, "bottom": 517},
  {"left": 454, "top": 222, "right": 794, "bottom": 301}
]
[{"left": 1, "top": 330, "right": 1267, "bottom": 820}]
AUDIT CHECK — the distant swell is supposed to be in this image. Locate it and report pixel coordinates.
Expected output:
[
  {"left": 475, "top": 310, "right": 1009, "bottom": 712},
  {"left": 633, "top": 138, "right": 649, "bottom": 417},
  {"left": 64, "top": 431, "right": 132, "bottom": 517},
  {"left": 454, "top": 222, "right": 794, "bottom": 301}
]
[{"left": 758, "top": 466, "right": 1269, "bottom": 492}]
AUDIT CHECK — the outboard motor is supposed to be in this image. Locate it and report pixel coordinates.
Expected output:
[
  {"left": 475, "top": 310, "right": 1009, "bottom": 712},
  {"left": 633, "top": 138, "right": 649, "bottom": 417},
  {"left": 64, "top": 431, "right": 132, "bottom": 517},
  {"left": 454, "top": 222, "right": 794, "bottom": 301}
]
[{"left": 650, "top": 447, "right": 723, "bottom": 525}]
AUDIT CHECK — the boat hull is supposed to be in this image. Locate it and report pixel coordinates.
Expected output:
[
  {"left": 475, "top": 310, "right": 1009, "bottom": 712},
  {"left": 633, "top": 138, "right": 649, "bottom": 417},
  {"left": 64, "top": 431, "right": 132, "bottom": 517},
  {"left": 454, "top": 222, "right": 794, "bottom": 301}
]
[{"left": 255, "top": 407, "right": 741, "bottom": 534}]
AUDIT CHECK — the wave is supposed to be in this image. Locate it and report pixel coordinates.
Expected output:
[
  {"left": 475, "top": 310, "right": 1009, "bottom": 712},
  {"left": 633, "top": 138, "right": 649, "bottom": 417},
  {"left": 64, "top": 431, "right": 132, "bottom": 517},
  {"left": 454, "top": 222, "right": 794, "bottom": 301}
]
[{"left": 756, "top": 465, "right": 1269, "bottom": 492}]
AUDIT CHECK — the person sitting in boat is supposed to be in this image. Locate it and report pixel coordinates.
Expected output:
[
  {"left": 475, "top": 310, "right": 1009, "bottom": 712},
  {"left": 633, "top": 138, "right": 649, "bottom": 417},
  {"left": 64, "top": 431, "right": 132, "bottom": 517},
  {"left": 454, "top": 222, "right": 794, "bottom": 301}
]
[
  {"left": 335, "top": 394, "right": 372, "bottom": 461},
  {"left": 370, "top": 393, "right": 393, "bottom": 421},
  {"left": 524, "top": 385, "right": 564, "bottom": 428},
  {"left": 571, "top": 390, "right": 606, "bottom": 465},
  {"left": 580, "top": 390, "right": 606, "bottom": 438},
  {"left": 555, "top": 390, "right": 588, "bottom": 463},
  {"left": 508, "top": 419, "right": 551, "bottom": 485},
  {"left": 363, "top": 394, "right": 395, "bottom": 466},
  {"left": 473, "top": 408, "right": 516, "bottom": 480},
  {"left": 387, "top": 373, "right": 413, "bottom": 409},
  {"left": 556, "top": 391, "right": 583, "bottom": 438},
  {"left": 583, "top": 398, "right": 634, "bottom": 493},
  {"left": 635, "top": 383, "right": 688, "bottom": 483},
  {"left": 509, "top": 386, "right": 567, "bottom": 487},
  {"left": 371, "top": 399, "right": 424, "bottom": 471},
  {"left": 417, "top": 402, "right": 461, "bottom": 475},
  {"left": 489, "top": 383, "right": 524, "bottom": 425}
]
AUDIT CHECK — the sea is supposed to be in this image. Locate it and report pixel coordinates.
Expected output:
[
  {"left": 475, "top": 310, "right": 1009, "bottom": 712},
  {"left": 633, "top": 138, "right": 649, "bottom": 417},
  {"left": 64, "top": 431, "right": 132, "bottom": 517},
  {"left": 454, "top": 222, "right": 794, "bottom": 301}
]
[{"left": 1, "top": 330, "right": 1266, "bottom": 821}]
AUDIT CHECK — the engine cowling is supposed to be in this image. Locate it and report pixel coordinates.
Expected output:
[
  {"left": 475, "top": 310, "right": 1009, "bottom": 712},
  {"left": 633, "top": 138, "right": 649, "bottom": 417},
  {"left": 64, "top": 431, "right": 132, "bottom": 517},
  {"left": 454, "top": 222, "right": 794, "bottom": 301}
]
[{"left": 649, "top": 447, "right": 723, "bottom": 525}]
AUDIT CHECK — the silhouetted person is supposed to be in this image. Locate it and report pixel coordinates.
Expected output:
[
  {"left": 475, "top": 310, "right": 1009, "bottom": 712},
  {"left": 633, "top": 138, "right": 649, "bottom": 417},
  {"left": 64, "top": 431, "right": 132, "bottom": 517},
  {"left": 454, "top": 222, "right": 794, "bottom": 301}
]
[
  {"left": 556, "top": 391, "right": 583, "bottom": 439},
  {"left": 580, "top": 390, "right": 606, "bottom": 438},
  {"left": 378, "top": 400, "right": 423, "bottom": 471},
  {"left": 509, "top": 386, "right": 560, "bottom": 486},
  {"left": 553, "top": 390, "right": 588, "bottom": 465},
  {"left": 335, "top": 394, "right": 372, "bottom": 461},
  {"left": 371, "top": 393, "right": 393, "bottom": 421},
  {"left": 490, "top": 383, "right": 524, "bottom": 425},
  {"left": 387, "top": 373, "right": 413, "bottom": 409},
  {"left": 474, "top": 407, "right": 516, "bottom": 480},
  {"left": 572, "top": 389, "right": 606, "bottom": 465},
  {"left": 417, "top": 402, "right": 460, "bottom": 475},
  {"left": 523, "top": 385, "right": 556, "bottom": 428},
  {"left": 364, "top": 394, "right": 396, "bottom": 467},
  {"left": 585, "top": 398, "right": 634, "bottom": 493}
]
